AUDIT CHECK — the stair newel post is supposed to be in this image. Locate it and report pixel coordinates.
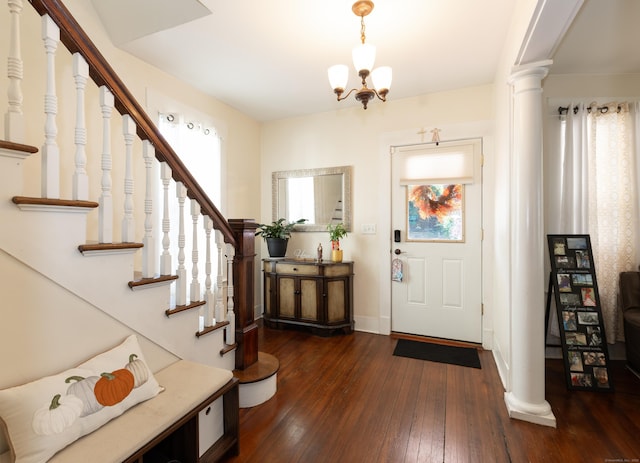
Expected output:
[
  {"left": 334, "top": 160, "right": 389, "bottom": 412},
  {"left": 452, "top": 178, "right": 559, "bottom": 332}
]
[
  {"left": 98, "top": 86, "right": 114, "bottom": 243},
  {"left": 40, "top": 14, "right": 60, "bottom": 199},
  {"left": 225, "top": 243, "right": 236, "bottom": 346},
  {"left": 175, "top": 182, "right": 187, "bottom": 307},
  {"left": 121, "top": 115, "right": 135, "bottom": 242},
  {"left": 160, "top": 162, "right": 172, "bottom": 275},
  {"left": 72, "top": 53, "right": 88, "bottom": 200},
  {"left": 203, "top": 216, "right": 215, "bottom": 326},
  {"left": 215, "top": 229, "right": 225, "bottom": 324},
  {"left": 229, "top": 219, "right": 259, "bottom": 370},
  {"left": 190, "top": 199, "right": 201, "bottom": 304},
  {"left": 5, "top": 0, "right": 25, "bottom": 142},
  {"left": 142, "top": 140, "right": 156, "bottom": 278}
]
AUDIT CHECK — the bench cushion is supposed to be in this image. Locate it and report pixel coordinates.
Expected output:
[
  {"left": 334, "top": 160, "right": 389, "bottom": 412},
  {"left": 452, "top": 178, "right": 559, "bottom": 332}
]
[
  {"left": 49, "top": 359, "right": 233, "bottom": 462},
  {"left": 0, "top": 335, "right": 161, "bottom": 463}
]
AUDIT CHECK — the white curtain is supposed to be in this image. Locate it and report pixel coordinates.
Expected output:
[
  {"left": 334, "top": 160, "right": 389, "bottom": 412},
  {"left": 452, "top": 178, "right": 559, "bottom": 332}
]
[
  {"left": 547, "top": 102, "right": 639, "bottom": 342},
  {"left": 158, "top": 114, "right": 222, "bottom": 304}
]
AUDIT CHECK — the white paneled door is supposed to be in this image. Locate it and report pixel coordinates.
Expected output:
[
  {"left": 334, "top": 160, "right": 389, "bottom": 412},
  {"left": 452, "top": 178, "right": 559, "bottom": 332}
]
[{"left": 391, "top": 139, "right": 483, "bottom": 343}]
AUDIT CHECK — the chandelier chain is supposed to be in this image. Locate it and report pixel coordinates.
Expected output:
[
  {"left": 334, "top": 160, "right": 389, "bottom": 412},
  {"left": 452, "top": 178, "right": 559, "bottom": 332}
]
[{"left": 360, "top": 15, "right": 366, "bottom": 44}]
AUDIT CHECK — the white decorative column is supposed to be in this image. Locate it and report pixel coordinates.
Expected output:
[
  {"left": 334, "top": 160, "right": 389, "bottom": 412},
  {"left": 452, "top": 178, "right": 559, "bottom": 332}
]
[
  {"left": 121, "top": 115, "right": 136, "bottom": 242},
  {"left": 141, "top": 140, "right": 155, "bottom": 278},
  {"left": 505, "top": 60, "right": 556, "bottom": 427},
  {"left": 5, "top": 0, "right": 25, "bottom": 142},
  {"left": 41, "top": 15, "right": 60, "bottom": 199},
  {"left": 72, "top": 53, "right": 88, "bottom": 200},
  {"left": 203, "top": 216, "right": 215, "bottom": 326},
  {"left": 215, "top": 230, "right": 225, "bottom": 323},
  {"left": 98, "top": 86, "right": 114, "bottom": 243},
  {"left": 175, "top": 182, "right": 187, "bottom": 307},
  {"left": 160, "top": 162, "right": 172, "bottom": 275},
  {"left": 190, "top": 199, "right": 201, "bottom": 303},
  {"left": 225, "top": 243, "right": 236, "bottom": 345}
]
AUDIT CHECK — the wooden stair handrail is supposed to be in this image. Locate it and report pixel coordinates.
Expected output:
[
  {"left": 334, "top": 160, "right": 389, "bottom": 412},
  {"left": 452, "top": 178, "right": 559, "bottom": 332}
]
[{"left": 28, "top": 0, "right": 236, "bottom": 247}]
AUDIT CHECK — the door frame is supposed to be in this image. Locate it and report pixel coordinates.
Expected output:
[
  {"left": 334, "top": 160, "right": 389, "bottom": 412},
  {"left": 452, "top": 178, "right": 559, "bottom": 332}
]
[{"left": 376, "top": 122, "right": 493, "bottom": 349}]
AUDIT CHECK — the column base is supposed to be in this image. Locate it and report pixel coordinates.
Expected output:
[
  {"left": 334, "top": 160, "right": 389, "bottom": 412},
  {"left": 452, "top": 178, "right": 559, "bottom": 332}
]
[{"left": 504, "top": 392, "right": 556, "bottom": 427}]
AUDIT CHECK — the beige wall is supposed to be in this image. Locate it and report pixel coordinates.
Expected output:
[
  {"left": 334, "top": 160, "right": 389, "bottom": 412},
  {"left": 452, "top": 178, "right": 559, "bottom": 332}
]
[{"left": 261, "top": 85, "right": 495, "bottom": 333}]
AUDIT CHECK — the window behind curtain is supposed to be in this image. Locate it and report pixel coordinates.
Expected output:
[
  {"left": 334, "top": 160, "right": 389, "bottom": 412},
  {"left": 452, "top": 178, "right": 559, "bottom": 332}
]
[{"left": 158, "top": 114, "right": 221, "bottom": 305}]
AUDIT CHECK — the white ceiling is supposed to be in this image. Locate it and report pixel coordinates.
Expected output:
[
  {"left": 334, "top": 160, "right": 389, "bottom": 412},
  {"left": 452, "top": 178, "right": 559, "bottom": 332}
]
[{"left": 90, "top": 0, "right": 640, "bottom": 122}]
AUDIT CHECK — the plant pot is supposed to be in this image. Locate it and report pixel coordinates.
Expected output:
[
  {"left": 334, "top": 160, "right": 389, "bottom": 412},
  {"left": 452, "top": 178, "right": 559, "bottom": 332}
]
[
  {"left": 266, "top": 238, "right": 288, "bottom": 258},
  {"left": 331, "top": 249, "right": 343, "bottom": 262}
]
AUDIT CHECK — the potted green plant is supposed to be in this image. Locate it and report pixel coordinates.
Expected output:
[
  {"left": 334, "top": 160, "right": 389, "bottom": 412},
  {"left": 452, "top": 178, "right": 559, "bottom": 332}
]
[
  {"left": 327, "top": 223, "right": 348, "bottom": 262},
  {"left": 255, "top": 218, "right": 306, "bottom": 258}
]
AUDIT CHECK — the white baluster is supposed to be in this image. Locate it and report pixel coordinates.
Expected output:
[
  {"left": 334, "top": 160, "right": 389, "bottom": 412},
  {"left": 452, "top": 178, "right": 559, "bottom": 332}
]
[
  {"left": 226, "top": 243, "right": 236, "bottom": 345},
  {"left": 215, "top": 230, "right": 225, "bottom": 323},
  {"left": 121, "top": 115, "right": 135, "bottom": 242},
  {"left": 142, "top": 141, "right": 156, "bottom": 278},
  {"left": 5, "top": 0, "right": 25, "bottom": 142},
  {"left": 203, "top": 216, "right": 215, "bottom": 326},
  {"left": 72, "top": 53, "right": 88, "bottom": 200},
  {"left": 160, "top": 162, "right": 172, "bottom": 275},
  {"left": 98, "top": 86, "right": 114, "bottom": 243},
  {"left": 41, "top": 15, "right": 59, "bottom": 199},
  {"left": 190, "top": 199, "right": 201, "bottom": 303},
  {"left": 175, "top": 182, "right": 187, "bottom": 306}
]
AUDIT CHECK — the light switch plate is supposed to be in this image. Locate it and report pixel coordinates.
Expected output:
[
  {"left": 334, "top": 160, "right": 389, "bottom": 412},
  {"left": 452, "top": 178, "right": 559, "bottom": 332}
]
[{"left": 361, "top": 223, "right": 377, "bottom": 234}]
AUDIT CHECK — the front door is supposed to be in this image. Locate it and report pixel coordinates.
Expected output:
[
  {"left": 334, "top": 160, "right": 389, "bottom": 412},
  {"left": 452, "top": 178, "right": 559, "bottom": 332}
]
[{"left": 391, "top": 139, "right": 482, "bottom": 343}]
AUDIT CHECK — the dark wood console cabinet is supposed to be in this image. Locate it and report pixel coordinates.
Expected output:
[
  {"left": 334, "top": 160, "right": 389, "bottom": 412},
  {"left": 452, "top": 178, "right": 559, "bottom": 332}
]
[{"left": 262, "top": 259, "right": 354, "bottom": 335}]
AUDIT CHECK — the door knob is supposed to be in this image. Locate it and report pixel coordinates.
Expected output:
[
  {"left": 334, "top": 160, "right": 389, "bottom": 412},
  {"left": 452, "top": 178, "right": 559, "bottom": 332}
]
[{"left": 394, "top": 248, "right": 402, "bottom": 255}]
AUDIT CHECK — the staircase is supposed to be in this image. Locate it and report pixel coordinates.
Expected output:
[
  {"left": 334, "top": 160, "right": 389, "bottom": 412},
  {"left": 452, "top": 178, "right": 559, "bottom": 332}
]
[{"left": 0, "top": 0, "right": 268, "bottom": 420}]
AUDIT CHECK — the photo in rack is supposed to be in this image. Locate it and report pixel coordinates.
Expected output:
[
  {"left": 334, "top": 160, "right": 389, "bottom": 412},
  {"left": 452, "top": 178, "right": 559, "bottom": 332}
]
[
  {"left": 583, "top": 351, "right": 606, "bottom": 366},
  {"left": 553, "top": 239, "right": 566, "bottom": 255},
  {"left": 568, "top": 350, "right": 583, "bottom": 371},
  {"left": 581, "top": 287, "right": 597, "bottom": 306},
  {"left": 577, "top": 311, "right": 599, "bottom": 325},
  {"left": 566, "top": 237, "right": 587, "bottom": 249},
  {"left": 575, "top": 250, "right": 591, "bottom": 269},
  {"left": 557, "top": 274, "right": 572, "bottom": 292}
]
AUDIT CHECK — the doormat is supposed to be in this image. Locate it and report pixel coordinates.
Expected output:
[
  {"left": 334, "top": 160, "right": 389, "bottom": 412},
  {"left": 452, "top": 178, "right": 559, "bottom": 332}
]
[{"left": 393, "top": 339, "right": 481, "bottom": 369}]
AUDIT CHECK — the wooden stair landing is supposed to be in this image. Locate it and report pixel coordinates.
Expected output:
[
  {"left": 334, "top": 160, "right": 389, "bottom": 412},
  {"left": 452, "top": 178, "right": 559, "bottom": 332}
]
[{"left": 233, "top": 352, "right": 279, "bottom": 384}]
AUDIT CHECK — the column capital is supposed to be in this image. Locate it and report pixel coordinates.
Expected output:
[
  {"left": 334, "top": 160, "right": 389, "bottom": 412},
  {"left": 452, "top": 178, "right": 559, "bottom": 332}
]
[{"left": 509, "top": 59, "right": 553, "bottom": 86}]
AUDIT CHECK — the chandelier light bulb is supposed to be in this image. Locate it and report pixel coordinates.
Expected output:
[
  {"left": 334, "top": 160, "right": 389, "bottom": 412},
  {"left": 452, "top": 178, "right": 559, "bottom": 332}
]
[
  {"left": 328, "top": 64, "right": 349, "bottom": 92},
  {"left": 352, "top": 43, "right": 376, "bottom": 74},
  {"left": 371, "top": 66, "right": 392, "bottom": 93}
]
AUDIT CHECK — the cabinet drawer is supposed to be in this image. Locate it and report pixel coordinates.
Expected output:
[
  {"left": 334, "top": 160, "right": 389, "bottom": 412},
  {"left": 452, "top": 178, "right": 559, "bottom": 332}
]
[
  {"left": 324, "top": 264, "right": 351, "bottom": 277},
  {"left": 275, "top": 263, "right": 319, "bottom": 275}
]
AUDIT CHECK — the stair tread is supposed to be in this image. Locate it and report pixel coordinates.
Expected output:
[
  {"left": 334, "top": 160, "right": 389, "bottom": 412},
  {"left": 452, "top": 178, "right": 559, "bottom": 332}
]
[
  {"left": 0, "top": 140, "right": 38, "bottom": 154},
  {"left": 233, "top": 352, "right": 279, "bottom": 384},
  {"left": 13, "top": 196, "right": 99, "bottom": 208}
]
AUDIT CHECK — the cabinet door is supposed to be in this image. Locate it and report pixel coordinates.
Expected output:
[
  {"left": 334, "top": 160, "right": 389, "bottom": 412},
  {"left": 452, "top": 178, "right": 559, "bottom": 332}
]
[
  {"left": 264, "top": 275, "right": 273, "bottom": 317},
  {"left": 299, "top": 278, "right": 319, "bottom": 321},
  {"left": 278, "top": 276, "right": 296, "bottom": 318},
  {"left": 326, "top": 278, "right": 348, "bottom": 323}
]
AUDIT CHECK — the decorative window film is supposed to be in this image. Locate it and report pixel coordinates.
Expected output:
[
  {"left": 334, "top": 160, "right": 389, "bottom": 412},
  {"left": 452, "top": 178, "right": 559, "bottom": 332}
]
[{"left": 407, "top": 184, "right": 464, "bottom": 242}]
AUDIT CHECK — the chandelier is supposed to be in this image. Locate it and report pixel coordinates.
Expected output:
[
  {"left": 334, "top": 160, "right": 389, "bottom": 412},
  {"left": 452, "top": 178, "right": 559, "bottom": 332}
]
[{"left": 328, "top": 1, "right": 392, "bottom": 110}]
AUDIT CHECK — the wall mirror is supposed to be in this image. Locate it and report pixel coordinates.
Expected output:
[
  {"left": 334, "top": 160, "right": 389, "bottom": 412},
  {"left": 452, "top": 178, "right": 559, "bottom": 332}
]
[{"left": 272, "top": 166, "right": 352, "bottom": 232}]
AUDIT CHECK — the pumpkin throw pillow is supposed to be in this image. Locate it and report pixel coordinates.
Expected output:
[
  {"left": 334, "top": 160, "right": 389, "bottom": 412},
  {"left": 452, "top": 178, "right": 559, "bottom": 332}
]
[{"left": 0, "top": 335, "right": 162, "bottom": 463}]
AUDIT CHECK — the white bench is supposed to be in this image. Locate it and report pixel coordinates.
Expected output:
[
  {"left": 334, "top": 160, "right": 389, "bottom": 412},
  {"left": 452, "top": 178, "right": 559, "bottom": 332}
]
[{"left": 0, "top": 360, "right": 239, "bottom": 463}]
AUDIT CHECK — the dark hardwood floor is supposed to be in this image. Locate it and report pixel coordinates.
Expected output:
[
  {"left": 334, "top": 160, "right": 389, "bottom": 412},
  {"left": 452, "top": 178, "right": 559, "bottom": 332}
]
[{"left": 223, "top": 326, "right": 640, "bottom": 463}]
